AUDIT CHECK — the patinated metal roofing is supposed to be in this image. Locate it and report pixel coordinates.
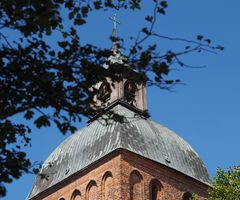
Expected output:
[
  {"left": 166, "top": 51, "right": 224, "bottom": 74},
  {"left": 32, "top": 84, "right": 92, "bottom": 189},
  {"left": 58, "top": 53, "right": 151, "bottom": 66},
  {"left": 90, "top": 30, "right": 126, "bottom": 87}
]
[{"left": 27, "top": 104, "right": 210, "bottom": 199}]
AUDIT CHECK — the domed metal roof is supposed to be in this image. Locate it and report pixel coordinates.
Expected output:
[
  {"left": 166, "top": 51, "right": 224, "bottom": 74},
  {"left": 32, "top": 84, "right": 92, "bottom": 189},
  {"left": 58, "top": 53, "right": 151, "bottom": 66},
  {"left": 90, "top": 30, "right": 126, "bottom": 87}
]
[{"left": 28, "top": 104, "right": 210, "bottom": 199}]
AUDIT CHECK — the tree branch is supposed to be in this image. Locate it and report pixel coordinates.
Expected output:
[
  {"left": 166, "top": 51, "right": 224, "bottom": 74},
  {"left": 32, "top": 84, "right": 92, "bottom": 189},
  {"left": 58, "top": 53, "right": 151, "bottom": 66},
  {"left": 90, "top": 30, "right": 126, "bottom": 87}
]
[{"left": 0, "top": 32, "right": 14, "bottom": 49}]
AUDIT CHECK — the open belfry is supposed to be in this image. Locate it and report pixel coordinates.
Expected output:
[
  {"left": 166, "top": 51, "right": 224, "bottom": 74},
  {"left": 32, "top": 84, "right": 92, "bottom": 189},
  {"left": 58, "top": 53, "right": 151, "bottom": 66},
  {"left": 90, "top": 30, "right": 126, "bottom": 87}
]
[{"left": 27, "top": 15, "right": 211, "bottom": 200}]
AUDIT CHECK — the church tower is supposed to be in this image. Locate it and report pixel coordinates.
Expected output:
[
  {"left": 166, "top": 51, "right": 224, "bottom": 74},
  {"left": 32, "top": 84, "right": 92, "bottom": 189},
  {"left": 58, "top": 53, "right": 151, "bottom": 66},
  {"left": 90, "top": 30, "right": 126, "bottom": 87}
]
[{"left": 27, "top": 15, "right": 211, "bottom": 200}]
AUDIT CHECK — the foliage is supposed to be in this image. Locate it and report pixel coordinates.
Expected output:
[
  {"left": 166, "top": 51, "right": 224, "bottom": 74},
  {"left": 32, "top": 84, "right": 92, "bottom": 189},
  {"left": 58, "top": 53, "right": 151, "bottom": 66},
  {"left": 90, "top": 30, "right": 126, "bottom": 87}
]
[
  {"left": 0, "top": 0, "right": 223, "bottom": 197},
  {"left": 208, "top": 166, "right": 240, "bottom": 200},
  {"left": 190, "top": 166, "right": 240, "bottom": 200},
  {"left": 190, "top": 193, "right": 200, "bottom": 200}
]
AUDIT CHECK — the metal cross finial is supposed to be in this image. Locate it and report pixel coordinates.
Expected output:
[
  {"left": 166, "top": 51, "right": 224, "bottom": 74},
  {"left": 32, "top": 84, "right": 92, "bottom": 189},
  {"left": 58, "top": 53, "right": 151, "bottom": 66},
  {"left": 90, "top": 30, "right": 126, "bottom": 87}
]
[{"left": 109, "top": 14, "right": 121, "bottom": 37}]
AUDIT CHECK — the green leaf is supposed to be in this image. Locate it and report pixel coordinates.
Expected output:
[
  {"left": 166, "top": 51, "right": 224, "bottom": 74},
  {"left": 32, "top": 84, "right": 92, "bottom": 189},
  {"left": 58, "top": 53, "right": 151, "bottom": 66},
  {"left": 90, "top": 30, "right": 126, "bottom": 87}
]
[
  {"left": 62, "top": 32, "right": 68, "bottom": 38},
  {"left": 205, "top": 39, "right": 211, "bottom": 44},
  {"left": 142, "top": 27, "right": 151, "bottom": 35},
  {"left": 145, "top": 16, "right": 153, "bottom": 22},
  {"left": 216, "top": 45, "right": 224, "bottom": 51},
  {"left": 160, "top": 1, "right": 168, "bottom": 8},
  {"left": 34, "top": 116, "right": 51, "bottom": 128},
  {"left": 94, "top": 1, "right": 102, "bottom": 9},
  {"left": 74, "top": 15, "right": 86, "bottom": 25},
  {"left": 24, "top": 110, "right": 34, "bottom": 120},
  {"left": 58, "top": 41, "right": 68, "bottom": 48},
  {"left": 197, "top": 35, "right": 204, "bottom": 41},
  {"left": 81, "top": 6, "right": 89, "bottom": 17},
  {"left": 49, "top": 50, "right": 55, "bottom": 56},
  {"left": 158, "top": 8, "right": 166, "bottom": 15}
]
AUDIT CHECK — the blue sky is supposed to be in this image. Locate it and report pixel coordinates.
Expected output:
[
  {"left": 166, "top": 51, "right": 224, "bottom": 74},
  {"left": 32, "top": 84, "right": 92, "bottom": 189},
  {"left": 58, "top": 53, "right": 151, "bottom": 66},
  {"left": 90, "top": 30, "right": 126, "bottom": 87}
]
[{"left": 3, "top": 1, "right": 240, "bottom": 199}]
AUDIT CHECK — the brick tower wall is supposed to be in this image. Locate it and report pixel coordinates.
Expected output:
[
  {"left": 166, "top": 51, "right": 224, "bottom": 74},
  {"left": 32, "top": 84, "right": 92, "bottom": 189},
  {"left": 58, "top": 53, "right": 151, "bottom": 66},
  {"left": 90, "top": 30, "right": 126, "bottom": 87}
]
[{"left": 32, "top": 149, "right": 209, "bottom": 200}]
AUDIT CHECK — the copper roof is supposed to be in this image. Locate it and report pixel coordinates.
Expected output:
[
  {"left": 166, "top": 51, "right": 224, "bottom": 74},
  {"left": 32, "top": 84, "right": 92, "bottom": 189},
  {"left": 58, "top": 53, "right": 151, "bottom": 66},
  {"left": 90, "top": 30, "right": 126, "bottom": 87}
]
[{"left": 27, "top": 104, "right": 210, "bottom": 199}]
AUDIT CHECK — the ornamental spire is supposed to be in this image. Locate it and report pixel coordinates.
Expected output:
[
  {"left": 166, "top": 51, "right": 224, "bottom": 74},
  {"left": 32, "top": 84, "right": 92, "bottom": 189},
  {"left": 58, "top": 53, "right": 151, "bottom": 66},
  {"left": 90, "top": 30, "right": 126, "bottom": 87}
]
[
  {"left": 109, "top": 13, "right": 120, "bottom": 38},
  {"left": 109, "top": 14, "right": 121, "bottom": 53}
]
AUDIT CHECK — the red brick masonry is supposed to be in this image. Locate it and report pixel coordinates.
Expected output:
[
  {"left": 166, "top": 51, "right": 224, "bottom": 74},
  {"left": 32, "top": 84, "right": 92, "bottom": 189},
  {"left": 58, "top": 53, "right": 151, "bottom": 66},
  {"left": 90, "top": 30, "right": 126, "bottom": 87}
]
[{"left": 32, "top": 149, "right": 209, "bottom": 200}]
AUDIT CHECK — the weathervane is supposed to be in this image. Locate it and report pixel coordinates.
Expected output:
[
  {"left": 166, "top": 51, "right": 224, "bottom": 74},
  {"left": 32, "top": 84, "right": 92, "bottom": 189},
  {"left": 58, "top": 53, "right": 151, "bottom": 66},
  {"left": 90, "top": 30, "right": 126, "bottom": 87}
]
[{"left": 109, "top": 14, "right": 121, "bottom": 37}]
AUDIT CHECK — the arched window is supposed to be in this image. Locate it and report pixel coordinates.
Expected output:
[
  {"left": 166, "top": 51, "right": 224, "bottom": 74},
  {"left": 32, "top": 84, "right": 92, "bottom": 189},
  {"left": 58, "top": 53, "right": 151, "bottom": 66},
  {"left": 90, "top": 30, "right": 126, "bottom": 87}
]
[
  {"left": 86, "top": 180, "right": 98, "bottom": 200},
  {"left": 130, "top": 170, "right": 143, "bottom": 200},
  {"left": 182, "top": 192, "right": 192, "bottom": 200},
  {"left": 71, "top": 189, "right": 81, "bottom": 200},
  {"left": 101, "top": 171, "right": 113, "bottom": 200},
  {"left": 98, "top": 81, "right": 111, "bottom": 102},
  {"left": 149, "top": 179, "right": 162, "bottom": 200},
  {"left": 124, "top": 80, "right": 137, "bottom": 104}
]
